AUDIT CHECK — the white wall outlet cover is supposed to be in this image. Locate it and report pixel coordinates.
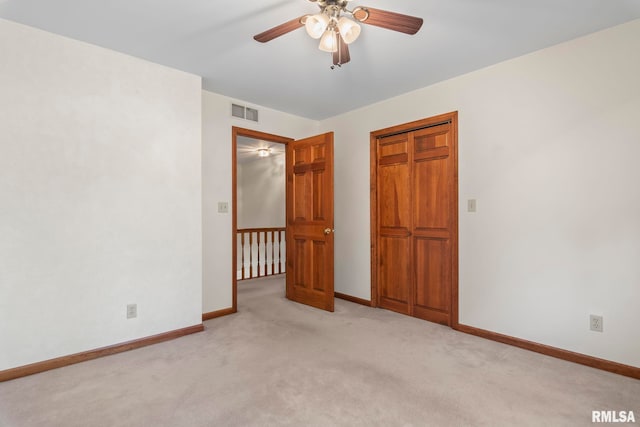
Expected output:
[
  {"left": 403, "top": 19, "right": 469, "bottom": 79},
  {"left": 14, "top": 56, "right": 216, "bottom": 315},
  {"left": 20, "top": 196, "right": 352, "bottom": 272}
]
[{"left": 590, "top": 314, "right": 603, "bottom": 332}]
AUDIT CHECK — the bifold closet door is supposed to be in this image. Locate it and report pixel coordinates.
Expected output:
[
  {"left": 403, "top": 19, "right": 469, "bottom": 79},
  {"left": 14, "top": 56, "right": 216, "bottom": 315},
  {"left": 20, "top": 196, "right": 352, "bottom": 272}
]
[
  {"left": 375, "top": 119, "right": 456, "bottom": 326},
  {"left": 411, "top": 124, "right": 454, "bottom": 325},
  {"left": 376, "top": 132, "right": 412, "bottom": 315}
]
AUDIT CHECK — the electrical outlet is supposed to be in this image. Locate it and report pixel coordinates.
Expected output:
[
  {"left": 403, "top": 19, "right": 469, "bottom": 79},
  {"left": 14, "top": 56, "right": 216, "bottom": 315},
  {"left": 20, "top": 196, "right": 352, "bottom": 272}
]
[
  {"left": 590, "top": 314, "right": 603, "bottom": 332},
  {"left": 127, "top": 304, "right": 137, "bottom": 319}
]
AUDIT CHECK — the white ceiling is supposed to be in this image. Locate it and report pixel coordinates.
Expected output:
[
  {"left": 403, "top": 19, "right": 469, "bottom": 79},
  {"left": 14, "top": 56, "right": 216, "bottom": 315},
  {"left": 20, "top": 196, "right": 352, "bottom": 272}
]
[{"left": 2, "top": 0, "right": 640, "bottom": 120}]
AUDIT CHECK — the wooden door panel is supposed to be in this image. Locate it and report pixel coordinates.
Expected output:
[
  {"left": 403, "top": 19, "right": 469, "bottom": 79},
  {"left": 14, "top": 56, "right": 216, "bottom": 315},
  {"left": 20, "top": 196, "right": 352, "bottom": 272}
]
[
  {"left": 379, "top": 135, "right": 408, "bottom": 157},
  {"left": 414, "top": 124, "right": 450, "bottom": 153},
  {"left": 313, "top": 240, "right": 326, "bottom": 292},
  {"left": 313, "top": 170, "right": 325, "bottom": 221},
  {"left": 312, "top": 143, "right": 326, "bottom": 161},
  {"left": 293, "top": 171, "right": 310, "bottom": 221},
  {"left": 414, "top": 237, "right": 451, "bottom": 324},
  {"left": 293, "top": 238, "right": 310, "bottom": 288},
  {"left": 292, "top": 236, "right": 329, "bottom": 292},
  {"left": 294, "top": 146, "right": 308, "bottom": 164},
  {"left": 414, "top": 158, "right": 450, "bottom": 230},
  {"left": 379, "top": 164, "right": 411, "bottom": 229},
  {"left": 286, "top": 133, "right": 334, "bottom": 312},
  {"left": 379, "top": 134, "right": 409, "bottom": 167},
  {"left": 378, "top": 236, "right": 410, "bottom": 313},
  {"left": 288, "top": 232, "right": 332, "bottom": 309}
]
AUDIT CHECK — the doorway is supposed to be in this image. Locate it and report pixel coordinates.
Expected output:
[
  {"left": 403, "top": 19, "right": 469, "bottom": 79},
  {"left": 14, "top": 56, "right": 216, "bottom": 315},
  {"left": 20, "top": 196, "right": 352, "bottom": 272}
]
[
  {"left": 370, "top": 112, "right": 459, "bottom": 327},
  {"left": 232, "top": 127, "right": 291, "bottom": 311},
  {"left": 232, "top": 128, "right": 336, "bottom": 313}
]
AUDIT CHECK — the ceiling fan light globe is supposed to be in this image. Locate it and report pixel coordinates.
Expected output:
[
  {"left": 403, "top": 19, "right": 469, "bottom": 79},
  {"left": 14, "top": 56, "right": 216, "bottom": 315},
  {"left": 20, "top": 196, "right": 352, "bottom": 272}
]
[
  {"left": 305, "top": 13, "right": 330, "bottom": 39},
  {"left": 337, "top": 17, "right": 361, "bottom": 44},
  {"left": 318, "top": 29, "right": 338, "bottom": 52}
]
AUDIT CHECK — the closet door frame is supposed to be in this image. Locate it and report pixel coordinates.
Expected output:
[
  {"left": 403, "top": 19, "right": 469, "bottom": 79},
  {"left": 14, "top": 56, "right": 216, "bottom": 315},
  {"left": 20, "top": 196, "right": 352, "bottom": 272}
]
[{"left": 369, "top": 111, "right": 459, "bottom": 328}]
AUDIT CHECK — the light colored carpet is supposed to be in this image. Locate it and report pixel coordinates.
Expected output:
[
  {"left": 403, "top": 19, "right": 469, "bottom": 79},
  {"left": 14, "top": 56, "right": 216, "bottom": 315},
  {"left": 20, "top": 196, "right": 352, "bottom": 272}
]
[{"left": 1, "top": 276, "right": 638, "bottom": 426}]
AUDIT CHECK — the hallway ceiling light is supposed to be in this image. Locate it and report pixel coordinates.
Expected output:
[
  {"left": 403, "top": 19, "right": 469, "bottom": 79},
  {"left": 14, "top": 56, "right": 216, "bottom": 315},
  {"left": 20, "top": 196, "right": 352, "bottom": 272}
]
[{"left": 257, "top": 148, "right": 271, "bottom": 157}]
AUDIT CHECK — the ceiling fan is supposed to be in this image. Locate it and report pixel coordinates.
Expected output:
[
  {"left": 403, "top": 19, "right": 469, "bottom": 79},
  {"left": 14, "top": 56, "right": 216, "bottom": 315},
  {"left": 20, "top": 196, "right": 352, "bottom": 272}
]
[{"left": 254, "top": 0, "right": 423, "bottom": 69}]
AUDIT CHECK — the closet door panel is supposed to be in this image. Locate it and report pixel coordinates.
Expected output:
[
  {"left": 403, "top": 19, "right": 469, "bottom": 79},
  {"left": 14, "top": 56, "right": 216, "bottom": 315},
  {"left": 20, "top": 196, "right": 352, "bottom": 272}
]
[
  {"left": 413, "top": 158, "right": 450, "bottom": 231},
  {"left": 413, "top": 237, "right": 451, "bottom": 324},
  {"left": 379, "top": 164, "right": 411, "bottom": 229},
  {"left": 377, "top": 133, "right": 412, "bottom": 314},
  {"left": 378, "top": 236, "right": 410, "bottom": 313}
]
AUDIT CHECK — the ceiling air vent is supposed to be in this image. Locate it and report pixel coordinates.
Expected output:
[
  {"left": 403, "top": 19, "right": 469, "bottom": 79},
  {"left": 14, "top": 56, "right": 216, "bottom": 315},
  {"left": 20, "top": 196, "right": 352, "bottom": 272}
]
[
  {"left": 231, "top": 103, "right": 245, "bottom": 119},
  {"left": 246, "top": 107, "right": 259, "bottom": 122},
  {"left": 231, "top": 103, "right": 259, "bottom": 122}
]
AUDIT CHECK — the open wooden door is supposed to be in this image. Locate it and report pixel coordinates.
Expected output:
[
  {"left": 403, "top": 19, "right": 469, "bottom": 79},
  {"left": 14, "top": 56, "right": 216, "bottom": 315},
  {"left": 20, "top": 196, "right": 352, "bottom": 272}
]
[{"left": 286, "top": 132, "right": 335, "bottom": 312}]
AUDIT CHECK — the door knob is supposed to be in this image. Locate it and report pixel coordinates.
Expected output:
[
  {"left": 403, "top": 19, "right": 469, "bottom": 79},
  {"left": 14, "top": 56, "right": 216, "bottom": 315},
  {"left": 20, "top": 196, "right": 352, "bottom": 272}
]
[{"left": 324, "top": 228, "right": 334, "bottom": 235}]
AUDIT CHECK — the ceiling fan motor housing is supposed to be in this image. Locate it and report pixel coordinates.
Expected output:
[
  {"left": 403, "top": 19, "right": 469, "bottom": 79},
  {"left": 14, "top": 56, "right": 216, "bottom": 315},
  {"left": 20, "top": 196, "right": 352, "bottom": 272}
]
[{"left": 310, "top": 0, "right": 351, "bottom": 7}]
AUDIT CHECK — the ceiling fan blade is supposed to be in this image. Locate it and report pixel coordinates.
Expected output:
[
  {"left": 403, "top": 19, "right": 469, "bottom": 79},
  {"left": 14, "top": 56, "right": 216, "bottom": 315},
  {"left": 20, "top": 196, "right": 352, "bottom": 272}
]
[
  {"left": 352, "top": 7, "right": 423, "bottom": 35},
  {"left": 254, "top": 16, "right": 307, "bottom": 43},
  {"left": 333, "top": 33, "right": 351, "bottom": 66}
]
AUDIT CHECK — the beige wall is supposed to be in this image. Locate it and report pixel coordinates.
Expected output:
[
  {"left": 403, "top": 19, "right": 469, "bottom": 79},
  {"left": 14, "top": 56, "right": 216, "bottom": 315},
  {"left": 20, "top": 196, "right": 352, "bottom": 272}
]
[
  {"left": 320, "top": 19, "right": 640, "bottom": 367},
  {"left": 0, "top": 19, "right": 202, "bottom": 370}
]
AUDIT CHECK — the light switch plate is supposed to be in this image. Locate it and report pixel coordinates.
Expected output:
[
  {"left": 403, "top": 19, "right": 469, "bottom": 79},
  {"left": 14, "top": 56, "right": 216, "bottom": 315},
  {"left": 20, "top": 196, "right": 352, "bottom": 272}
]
[
  {"left": 467, "top": 199, "right": 477, "bottom": 212},
  {"left": 218, "top": 202, "right": 229, "bottom": 214},
  {"left": 127, "top": 304, "right": 137, "bottom": 319}
]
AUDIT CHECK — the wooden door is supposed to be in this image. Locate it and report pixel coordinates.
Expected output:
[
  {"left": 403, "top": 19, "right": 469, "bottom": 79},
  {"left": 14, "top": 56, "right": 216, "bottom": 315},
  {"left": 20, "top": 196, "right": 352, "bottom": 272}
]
[
  {"left": 286, "top": 132, "right": 335, "bottom": 312},
  {"left": 376, "top": 132, "right": 412, "bottom": 314},
  {"left": 411, "top": 123, "right": 455, "bottom": 325},
  {"left": 372, "top": 113, "right": 458, "bottom": 326}
]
